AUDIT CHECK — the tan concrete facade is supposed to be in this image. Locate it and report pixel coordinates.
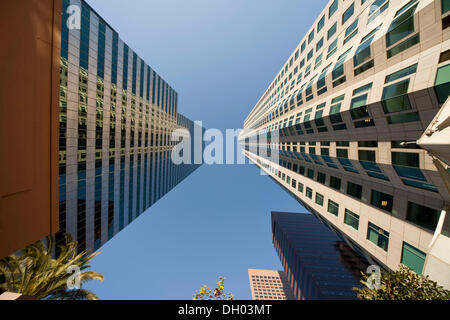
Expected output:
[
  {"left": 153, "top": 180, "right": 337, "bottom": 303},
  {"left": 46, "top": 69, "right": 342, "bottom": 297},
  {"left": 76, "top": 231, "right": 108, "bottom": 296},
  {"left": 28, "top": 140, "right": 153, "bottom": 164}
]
[
  {"left": 248, "top": 269, "right": 295, "bottom": 300},
  {"left": 241, "top": 0, "right": 450, "bottom": 289}
]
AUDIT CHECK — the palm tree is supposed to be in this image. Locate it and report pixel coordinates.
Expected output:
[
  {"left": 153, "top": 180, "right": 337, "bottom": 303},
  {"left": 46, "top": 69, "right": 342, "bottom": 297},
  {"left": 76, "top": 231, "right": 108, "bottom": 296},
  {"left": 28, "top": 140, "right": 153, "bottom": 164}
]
[{"left": 0, "top": 234, "right": 104, "bottom": 300}]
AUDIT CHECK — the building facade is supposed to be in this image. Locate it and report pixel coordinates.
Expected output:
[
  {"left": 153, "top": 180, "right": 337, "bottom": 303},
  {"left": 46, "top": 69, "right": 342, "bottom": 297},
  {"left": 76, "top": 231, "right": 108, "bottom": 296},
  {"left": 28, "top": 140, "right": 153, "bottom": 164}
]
[
  {"left": 271, "top": 212, "right": 370, "bottom": 300},
  {"left": 248, "top": 269, "right": 296, "bottom": 300},
  {"left": 240, "top": 0, "right": 450, "bottom": 288},
  {"left": 0, "top": 0, "right": 60, "bottom": 259},
  {"left": 57, "top": 0, "right": 202, "bottom": 253}
]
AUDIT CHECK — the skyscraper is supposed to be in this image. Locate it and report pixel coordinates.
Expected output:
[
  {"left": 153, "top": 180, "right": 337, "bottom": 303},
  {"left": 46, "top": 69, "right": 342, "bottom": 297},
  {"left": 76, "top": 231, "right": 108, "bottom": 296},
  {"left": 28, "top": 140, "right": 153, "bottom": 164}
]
[
  {"left": 56, "top": 0, "right": 202, "bottom": 253},
  {"left": 240, "top": 0, "right": 450, "bottom": 288},
  {"left": 248, "top": 269, "right": 295, "bottom": 300},
  {"left": 271, "top": 211, "right": 370, "bottom": 300}
]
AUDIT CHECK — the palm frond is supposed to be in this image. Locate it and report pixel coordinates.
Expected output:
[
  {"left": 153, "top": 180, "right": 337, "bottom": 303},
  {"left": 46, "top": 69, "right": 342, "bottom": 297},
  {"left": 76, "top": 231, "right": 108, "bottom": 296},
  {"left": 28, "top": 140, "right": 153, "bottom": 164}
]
[{"left": 0, "top": 233, "right": 103, "bottom": 300}]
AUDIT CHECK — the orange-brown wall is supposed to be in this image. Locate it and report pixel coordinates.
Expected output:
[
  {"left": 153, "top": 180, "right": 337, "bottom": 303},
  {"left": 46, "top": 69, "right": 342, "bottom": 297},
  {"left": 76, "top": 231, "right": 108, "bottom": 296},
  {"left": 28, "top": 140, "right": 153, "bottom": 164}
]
[{"left": 0, "top": 0, "right": 61, "bottom": 258}]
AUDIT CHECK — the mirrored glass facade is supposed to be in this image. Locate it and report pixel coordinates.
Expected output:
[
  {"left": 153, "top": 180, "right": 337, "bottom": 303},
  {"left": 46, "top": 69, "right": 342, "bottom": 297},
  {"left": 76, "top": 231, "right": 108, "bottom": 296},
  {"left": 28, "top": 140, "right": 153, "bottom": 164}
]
[
  {"left": 58, "top": 0, "right": 202, "bottom": 253},
  {"left": 271, "top": 212, "right": 369, "bottom": 300}
]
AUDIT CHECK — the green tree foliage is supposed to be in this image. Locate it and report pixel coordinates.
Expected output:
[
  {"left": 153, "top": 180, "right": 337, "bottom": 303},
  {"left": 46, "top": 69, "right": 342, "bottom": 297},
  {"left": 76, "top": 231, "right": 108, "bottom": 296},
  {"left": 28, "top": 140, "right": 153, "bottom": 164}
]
[
  {"left": 193, "top": 276, "right": 234, "bottom": 300},
  {"left": 0, "top": 234, "right": 103, "bottom": 300},
  {"left": 354, "top": 265, "right": 450, "bottom": 300}
]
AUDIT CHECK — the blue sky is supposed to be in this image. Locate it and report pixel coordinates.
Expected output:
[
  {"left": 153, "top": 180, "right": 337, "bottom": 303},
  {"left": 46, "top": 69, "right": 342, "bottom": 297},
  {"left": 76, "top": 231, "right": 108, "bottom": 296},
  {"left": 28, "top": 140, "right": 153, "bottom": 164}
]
[{"left": 84, "top": 0, "right": 329, "bottom": 299}]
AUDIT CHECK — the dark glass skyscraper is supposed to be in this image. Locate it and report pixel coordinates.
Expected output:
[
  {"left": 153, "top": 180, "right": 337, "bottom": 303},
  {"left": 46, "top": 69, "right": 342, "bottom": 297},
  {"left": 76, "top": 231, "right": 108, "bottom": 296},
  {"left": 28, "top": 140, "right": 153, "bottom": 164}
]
[
  {"left": 272, "top": 211, "right": 370, "bottom": 300},
  {"left": 57, "top": 0, "right": 202, "bottom": 253}
]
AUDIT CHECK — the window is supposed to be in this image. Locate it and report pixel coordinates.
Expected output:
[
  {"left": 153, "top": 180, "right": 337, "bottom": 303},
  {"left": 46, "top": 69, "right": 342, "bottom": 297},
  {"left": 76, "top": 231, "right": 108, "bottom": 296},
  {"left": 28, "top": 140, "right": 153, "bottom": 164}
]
[
  {"left": 317, "top": 64, "right": 331, "bottom": 91},
  {"left": 434, "top": 63, "right": 450, "bottom": 104},
  {"left": 317, "top": 172, "right": 326, "bottom": 184},
  {"left": 359, "top": 150, "right": 376, "bottom": 162},
  {"left": 353, "top": 40, "right": 372, "bottom": 67},
  {"left": 443, "top": 0, "right": 450, "bottom": 14},
  {"left": 329, "top": 103, "right": 342, "bottom": 123},
  {"left": 347, "top": 182, "right": 363, "bottom": 199},
  {"left": 316, "top": 193, "right": 324, "bottom": 206},
  {"left": 325, "top": 176, "right": 340, "bottom": 192},
  {"left": 344, "top": 209, "right": 359, "bottom": 230},
  {"left": 308, "top": 30, "right": 315, "bottom": 44},
  {"left": 360, "top": 154, "right": 385, "bottom": 177},
  {"left": 307, "top": 168, "right": 315, "bottom": 179},
  {"left": 337, "top": 149, "right": 348, "bottom": 158},
  {"left": 354, "top": 26, "right": 380, "bottom": 67},
  {"left": 396, "top": 0, "right": 418, "bottom": 17},
  {"left": 328, "top": 22, "right": 337, "bottom": 40},
  {"left": 369, "top": 0, "right": 388, "bottom": 15},
  {"left": 298, "top": 182, "right": 304, "bottom": 193},
  {"left": 329, "top": 0, "right": 338, "bottom": 18},
  {"left": 342, "top": 3, "right": 355, "bottom": 25},
  {"left": 401, "top": 242, "right": 426, "bottom": 274},
  {"left": 407, "top": 202, "right": 441, "bottom": 232},
  {"left": 402, "top": 180, "right": 438, "bottom": 193},
  {"left": 307, "top": 49, "right": 314, "bottom": 61},
  {"left": 298, "top": 166, "right": 306, "bottom": 176},
  {"left": 328, "top": 200, "right": 339, "bottom": 216},
  {"left": 381, "top": 79, "right": 411, "bottom": 114},
  {"left": 358, "top": 141, "right": 377, "bottom": 148},
  {"left": 316, "top": 37, "right": 324, "bottom": 51},
  {"left": 392, "top": 152, "right": 426, "bottom": 182},
  {"left": 344, "top": 19, "right": 359, "bottom": 44},
  {"left": 332, "top": 48, "right": 352, "bottom": 81},
  {"left": 387, "top": 34, "right": 420, "bottom": 58},
  {"left": 306, "top": 187, "right": 313, "bottom": 199},
  {"left": 392, "top": 152, "right": 419, "bottom": 167},
  {"left": 386, "top": 3, "right": 418, "bottom": 47},
  {"left": 367, "top": 222, "right": 389, "bottom": 251},
  {"left": 387, "top": 112, "right": 420, "bottom": 124},
  {"left": 327, "top": 39, "right": 338, "bottom": 58},
  {"left": 354, "top": 60, "right": 374, "bottom": 76},
  {"left": 371, "top": 190, "right": 393, "bottom": 213},
  {"left": 314, "top": 54, "right": 323, "bottom": 72},
  {"left": 368, "top": 1, "right": 389, "bottom": 25},
  {"left": 350, "top": 94, "right": 370, "bottom": 120},
  {"left": 385, "top": 64, "right": 417, "bottom": 83},
  {"left": 337, "top": 141, "right": 349, "bottom": 147},
  {"left": 301, "top": 41, "right": 306, "bottom": 53},
  {"left": 318, "top": 15, "right": 325, "bottom": 32}
]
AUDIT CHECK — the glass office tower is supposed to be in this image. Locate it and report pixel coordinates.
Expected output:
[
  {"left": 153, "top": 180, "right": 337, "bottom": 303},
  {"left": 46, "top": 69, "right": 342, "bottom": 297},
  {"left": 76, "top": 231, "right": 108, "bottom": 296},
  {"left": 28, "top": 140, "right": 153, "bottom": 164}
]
[
  {"left": 271, "top": 212, "right": 369, "bottom": 300},
  {"left": 240, "top": 0, "right": 450, "bottom": 288},
  {"left": 58, "top": 0, "right": 202, "bottom": 253}
]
